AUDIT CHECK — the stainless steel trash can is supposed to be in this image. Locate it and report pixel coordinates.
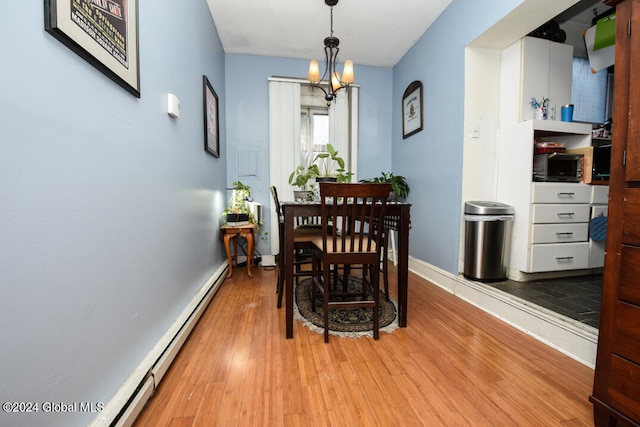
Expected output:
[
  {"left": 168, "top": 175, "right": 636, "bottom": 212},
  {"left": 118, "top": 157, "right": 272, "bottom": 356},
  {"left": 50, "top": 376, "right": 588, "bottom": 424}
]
[{"left": 463, "top": 201, "right": 514, "bottom": 282}]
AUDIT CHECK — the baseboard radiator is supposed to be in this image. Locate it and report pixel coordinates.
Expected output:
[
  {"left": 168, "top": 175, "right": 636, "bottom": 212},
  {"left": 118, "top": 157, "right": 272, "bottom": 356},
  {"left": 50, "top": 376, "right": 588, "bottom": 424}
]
[{"left": 89, "top": 263, "right": 228, "bottom": 427}]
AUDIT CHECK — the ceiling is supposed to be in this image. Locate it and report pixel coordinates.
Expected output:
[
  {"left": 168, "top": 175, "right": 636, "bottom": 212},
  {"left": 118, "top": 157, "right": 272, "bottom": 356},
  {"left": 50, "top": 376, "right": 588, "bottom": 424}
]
[
  {"left": 554, "top": 0, "right": 606, "bottom": 26},
  {"left": 206, "top": 0, "right": 613, "bottom": 69},
  {"left": 206, "top": 0, "right": 452, "bottom": 68}
]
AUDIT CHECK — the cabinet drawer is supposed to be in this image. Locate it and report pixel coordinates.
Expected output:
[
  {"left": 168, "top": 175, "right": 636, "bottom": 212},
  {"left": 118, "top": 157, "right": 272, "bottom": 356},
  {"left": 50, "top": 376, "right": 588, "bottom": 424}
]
[
  {"left": 590, "top": 185, "right": 609, "bottom": 204},
  {"left": 612, "top": 301, "right": 640, "bottom": 363},
  {"left": 529, "top": 242, "right": 590, "bottom": 272},
  {"left": 531, "top": 204, "right": 591, "bottom": 224},
  {"left": 608, "top": 355, "right": 640, "bottom": 422},
  {"left": 622, "top": 188, "right": 640, "bottom": 246},
  {"left": 620, "top": 246, "right": 640, "bottom": 305},
  {"left": 531, "top": 223, "right": 588, "bottom": 243},
  {"left": 531, "top": 183, "right": 591, "bottom": 204}
]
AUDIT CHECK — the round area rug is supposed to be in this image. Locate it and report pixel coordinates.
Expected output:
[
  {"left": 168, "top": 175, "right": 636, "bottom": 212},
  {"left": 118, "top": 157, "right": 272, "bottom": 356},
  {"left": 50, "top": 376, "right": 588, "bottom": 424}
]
[{"left": 294, "top": 275, "right": 398, "bottom": 338}]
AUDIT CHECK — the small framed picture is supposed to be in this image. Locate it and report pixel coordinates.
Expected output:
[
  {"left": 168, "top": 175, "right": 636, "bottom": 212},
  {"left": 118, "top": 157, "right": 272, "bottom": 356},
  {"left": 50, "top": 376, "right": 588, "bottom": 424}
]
[
  {"left": 44, "top": 0, "right": 140, "bottom": 97},
  {"left": 402, "top": 80, "right": 423, "bottom": 139},
  {"left": 203, "top": 75, "right": 219, "bottom": 158}
]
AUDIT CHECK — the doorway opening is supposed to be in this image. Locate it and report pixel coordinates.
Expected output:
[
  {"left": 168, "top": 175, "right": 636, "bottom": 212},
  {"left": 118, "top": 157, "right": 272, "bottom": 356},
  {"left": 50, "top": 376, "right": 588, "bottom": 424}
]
[{"left": 461, "top": 0, "right": 611, "bottom": 332}]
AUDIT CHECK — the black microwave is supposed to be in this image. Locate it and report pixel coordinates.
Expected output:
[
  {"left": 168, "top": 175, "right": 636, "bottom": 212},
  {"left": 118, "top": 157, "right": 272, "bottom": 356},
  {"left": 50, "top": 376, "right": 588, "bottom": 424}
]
[{"left": 533, "top": 153, "right": 584, "bottom": 182}]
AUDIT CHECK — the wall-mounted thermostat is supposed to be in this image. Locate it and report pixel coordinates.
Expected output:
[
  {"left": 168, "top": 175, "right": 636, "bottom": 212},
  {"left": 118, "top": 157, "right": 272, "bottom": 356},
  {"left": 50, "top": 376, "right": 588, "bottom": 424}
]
[{"left": 167, "top": 93, "right": 180, "bottom": 118}]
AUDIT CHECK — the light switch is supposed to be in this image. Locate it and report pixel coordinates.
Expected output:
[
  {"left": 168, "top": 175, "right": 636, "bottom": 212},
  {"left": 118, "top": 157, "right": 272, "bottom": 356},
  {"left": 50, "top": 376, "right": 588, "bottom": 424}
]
[{"left": 167, "top": 93, "right": 180, "bottom": 118}]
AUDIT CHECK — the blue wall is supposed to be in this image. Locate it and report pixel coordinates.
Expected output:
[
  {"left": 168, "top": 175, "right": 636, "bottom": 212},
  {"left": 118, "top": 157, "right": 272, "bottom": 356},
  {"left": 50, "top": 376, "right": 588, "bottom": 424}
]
[
  {"left": 0, "top": 0, "right": 534, "bottom": 424},
  {"left": 223, "top": 0, "right": 524, "bottom": 272},
  {"left": 0, "top": 2, "right": 227, "bottom": 425},
  {"left": 225, "top": 54, "right": 393, "bottom": 255},
  {"left": 392, "top": 0, "right": 523, "bottom": 273}
]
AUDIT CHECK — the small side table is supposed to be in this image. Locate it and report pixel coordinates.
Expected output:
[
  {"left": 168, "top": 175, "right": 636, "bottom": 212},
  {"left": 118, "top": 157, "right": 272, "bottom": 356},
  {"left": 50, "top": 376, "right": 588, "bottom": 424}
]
[{"left": 220, "top": 224, "right": 255, "bottom": 278}]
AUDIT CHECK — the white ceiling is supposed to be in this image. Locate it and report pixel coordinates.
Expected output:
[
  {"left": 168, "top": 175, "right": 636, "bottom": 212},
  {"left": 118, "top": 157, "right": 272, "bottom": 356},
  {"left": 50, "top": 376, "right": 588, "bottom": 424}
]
[
  {"left": 206, "top": 0, "right": 613, "bottom": 69},
  {"left": 206, "top": 0, "right": 453, "bottom": 68}
]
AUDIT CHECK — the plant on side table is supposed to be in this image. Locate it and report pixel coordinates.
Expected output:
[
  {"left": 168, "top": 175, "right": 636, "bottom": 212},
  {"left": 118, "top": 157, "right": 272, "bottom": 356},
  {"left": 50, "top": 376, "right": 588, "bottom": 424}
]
[{"left": 223, "top": 181, "right": 267, "bottom": 241}]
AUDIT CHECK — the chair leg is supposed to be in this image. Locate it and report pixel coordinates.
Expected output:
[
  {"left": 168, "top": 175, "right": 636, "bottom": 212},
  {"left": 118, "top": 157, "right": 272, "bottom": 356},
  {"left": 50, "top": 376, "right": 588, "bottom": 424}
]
[
  {"left": 371, "top": 263, "right": 380, "bottom": 340},
  {"left": 342, "top": 265, "right": 350, "bottom": 293},
  {"left": 276, "top": 253, "right": 284, "bottom": 309},
  {"left": 361, "top": 264, "right": 369, "bottom": 299},
  {"left": 294, "top": 249, "right": 302, "bottom": 286},
  {"left": 310, "top": 254, "right": 318, "bottom": 312},
  {"left": 382, "top": 231, "right": 389, "bottom": 301},
  {"left": 323, "top": 260, "right": 331, "bottom": 343}
]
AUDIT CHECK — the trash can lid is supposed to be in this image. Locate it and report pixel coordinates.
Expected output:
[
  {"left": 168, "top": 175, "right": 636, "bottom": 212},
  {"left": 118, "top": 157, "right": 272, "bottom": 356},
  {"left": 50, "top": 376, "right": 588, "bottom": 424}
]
[{"left": 465, "top": 201, "right": 514, "bottom": 215}]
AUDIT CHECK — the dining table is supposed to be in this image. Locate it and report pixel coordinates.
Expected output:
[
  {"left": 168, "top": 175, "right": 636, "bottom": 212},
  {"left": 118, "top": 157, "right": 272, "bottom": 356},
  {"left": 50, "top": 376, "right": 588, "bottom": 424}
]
[{"left": 281, "top": 201, "right": 411, "bottom": 338}]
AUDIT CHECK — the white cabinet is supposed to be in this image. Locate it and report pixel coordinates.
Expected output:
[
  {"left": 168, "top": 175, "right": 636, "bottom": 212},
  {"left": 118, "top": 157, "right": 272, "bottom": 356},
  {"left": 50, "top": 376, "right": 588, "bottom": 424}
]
[
  {"left": 531, "top": 204, "right": 591, "bottom": 223},
  {"left": 528, "top": 183, "right": 591, "bottom": 273},
  {"left": 589, "top": 185, "right": 609, "bottom": 268},
  {"left": 531, "top": 223, "right": 588, "bottom": 244},
  {"left": 496, "top": 121, "right": 593, "bottom": 279},
  {"left": 590, "top": 184, "right": 609, "bottom": 204},
  {"left": 494, "top": 35, "right": 595, "bottom": 280},
  {"left": 530, "top": 243, "right": 590, "bottom": 272},
  {"left": 499, "top": 37, "right": 573, "bottom": 125}
]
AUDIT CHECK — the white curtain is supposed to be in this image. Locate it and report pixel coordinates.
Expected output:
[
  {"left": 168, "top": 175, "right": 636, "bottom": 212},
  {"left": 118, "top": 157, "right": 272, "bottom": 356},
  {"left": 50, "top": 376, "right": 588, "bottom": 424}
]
[
  {"left": 268, "top": 80, "right": 301, "bottom": 255},
  {"left": 268, "top": 79, "right": 358, "bottom": 256},
  {"left": 329, "top": 86, "right": 358, "bottom": 180}
]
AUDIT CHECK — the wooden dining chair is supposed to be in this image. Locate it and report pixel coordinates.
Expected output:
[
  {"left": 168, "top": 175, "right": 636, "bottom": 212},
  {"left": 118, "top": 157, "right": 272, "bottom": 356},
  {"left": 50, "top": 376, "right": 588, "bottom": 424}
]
[
  {"left": 270, "top": 186, "right": 320, "bottom": 308},
  {"left": 309, "top": 182, "right": 391, "bottom": 342}
]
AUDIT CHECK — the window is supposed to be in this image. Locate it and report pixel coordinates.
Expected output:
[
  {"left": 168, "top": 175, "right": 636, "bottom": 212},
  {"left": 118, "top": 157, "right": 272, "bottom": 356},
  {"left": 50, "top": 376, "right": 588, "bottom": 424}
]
[
  {"left": 571, "top": 56, "right": 608, "bottom": 123},
  {"left": 300, "top": 108, "right": 329, "bottom": 169}
]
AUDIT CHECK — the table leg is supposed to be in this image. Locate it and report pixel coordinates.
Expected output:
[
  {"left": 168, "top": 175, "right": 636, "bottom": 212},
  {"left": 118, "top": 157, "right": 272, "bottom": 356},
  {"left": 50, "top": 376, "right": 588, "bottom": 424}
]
[
  {"left": 224, "top": 233, "right": 234, "bottom": 279},
  {"left": 397, "top": 206, "right": 409, "bottom": 327}
]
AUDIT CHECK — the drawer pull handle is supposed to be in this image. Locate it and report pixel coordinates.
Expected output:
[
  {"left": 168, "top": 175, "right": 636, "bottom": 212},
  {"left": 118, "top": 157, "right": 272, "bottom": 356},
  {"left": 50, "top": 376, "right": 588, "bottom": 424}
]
[
  {"left": 556, "top": 232, "right": 574, "bottom": 236},
  {"left": 557, "top": 192, "right": 576, "bottom": 197},
  {"left": 557, "top": 212, "right": 575, "bottom": 216},
  {"left": 555, "top": 256, "right": 574, "bottom": 261}
]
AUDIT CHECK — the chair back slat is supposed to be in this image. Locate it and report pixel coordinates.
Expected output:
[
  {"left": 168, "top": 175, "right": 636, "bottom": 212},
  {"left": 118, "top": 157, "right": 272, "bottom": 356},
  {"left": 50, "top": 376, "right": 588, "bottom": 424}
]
[
  {"left": 270, "top": 186, "right": 282, "bottom": 220},
  {"left": 319, "top": 183, "right": 391, "bottom": 255}
]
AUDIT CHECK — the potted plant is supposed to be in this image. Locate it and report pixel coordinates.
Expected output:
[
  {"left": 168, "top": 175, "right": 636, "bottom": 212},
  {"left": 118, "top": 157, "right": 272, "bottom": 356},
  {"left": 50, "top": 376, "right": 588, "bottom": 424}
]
[
  {"left": 288, "top": 143, "right": 353, "bottom": 194},
  {"left": 288, "top": 144, "right": 353, "bottom": 201},
  {"left": 224, "top": 181, "right": 251, "bottom": 225},
  {"left": 360, "top": 172, "right": 410, "bottom": 201},
  {"left": 223, "top": 181, "right": 266, "bottom": 239}
]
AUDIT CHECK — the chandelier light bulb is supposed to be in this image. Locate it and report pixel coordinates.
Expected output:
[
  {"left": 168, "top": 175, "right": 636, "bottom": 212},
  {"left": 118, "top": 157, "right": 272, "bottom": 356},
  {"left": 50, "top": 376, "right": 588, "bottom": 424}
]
[
  {"left": 308, "top": 59, "right": 321, "bottom": 83},
  {"left": 341, "top": 60, "right": 354, "bottom": 84},
  {"left": 331, "top": 71, "right": 341, "bottom": 91}
]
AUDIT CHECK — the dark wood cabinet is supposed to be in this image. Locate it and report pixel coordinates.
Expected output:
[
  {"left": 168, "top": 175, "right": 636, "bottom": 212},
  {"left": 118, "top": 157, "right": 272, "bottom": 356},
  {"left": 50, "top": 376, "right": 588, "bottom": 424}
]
[{"left": 590, "top": 0, "right": 640, "bottom": 425}]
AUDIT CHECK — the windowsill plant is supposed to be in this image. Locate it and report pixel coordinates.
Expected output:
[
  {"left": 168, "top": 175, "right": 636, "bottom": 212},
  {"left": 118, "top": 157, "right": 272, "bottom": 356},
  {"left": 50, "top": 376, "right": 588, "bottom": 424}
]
[
  {"left": 288, "top": 143, "right": 353, "bottom": 200},
  {"left": 359, "top": 172, "right": 410, "bottom": 201}
]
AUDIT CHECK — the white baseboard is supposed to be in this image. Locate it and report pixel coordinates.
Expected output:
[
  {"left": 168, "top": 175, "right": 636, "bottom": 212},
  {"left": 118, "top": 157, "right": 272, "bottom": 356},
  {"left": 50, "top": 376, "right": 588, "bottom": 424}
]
[
  {"left": 408, "top": 257, "right": 598, "bottom": 368},
  {"left": 90, "top": 262, "right": 229, "bottom": 427},
  {"left": 260, "top": 254, "right": 276, "bottom": 267}
]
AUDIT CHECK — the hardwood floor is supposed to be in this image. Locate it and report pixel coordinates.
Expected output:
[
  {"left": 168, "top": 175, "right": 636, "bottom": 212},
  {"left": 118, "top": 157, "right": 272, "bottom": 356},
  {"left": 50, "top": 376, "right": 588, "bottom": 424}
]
[{"left": 133, "top": 264, "right": 595, "bottom": 426}]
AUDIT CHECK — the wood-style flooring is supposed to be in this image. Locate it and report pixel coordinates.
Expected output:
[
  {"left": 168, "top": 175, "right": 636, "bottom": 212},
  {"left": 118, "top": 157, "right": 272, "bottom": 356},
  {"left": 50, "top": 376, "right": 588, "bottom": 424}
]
[{"left": 133, "top": 264, "right": 595, "bottom": 426}]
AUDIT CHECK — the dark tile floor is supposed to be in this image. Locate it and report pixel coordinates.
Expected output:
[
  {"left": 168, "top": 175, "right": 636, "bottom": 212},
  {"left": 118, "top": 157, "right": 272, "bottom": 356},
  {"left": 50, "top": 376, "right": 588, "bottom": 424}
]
[{"left": 483, "top": 274, "right": 603, "bottom": 329}]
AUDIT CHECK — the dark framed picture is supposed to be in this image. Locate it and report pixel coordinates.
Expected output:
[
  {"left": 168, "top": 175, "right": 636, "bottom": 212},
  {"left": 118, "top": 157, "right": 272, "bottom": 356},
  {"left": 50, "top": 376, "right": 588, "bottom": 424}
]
[
  {"left": 203, "top": 76, "right": 220, "bottom": 158},
  {"left": 44, "top": 0, "right": 140, "bottom": 98},
  {"left": 402, "top": 80, "right": 423, "bottom": 139}
]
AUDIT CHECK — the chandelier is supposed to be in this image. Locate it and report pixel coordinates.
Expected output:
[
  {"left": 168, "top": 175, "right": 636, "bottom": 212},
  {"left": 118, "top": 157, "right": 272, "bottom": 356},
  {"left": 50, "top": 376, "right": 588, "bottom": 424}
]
[{"left": 307, "top": 0, "right": 354, "bottom": 107}]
